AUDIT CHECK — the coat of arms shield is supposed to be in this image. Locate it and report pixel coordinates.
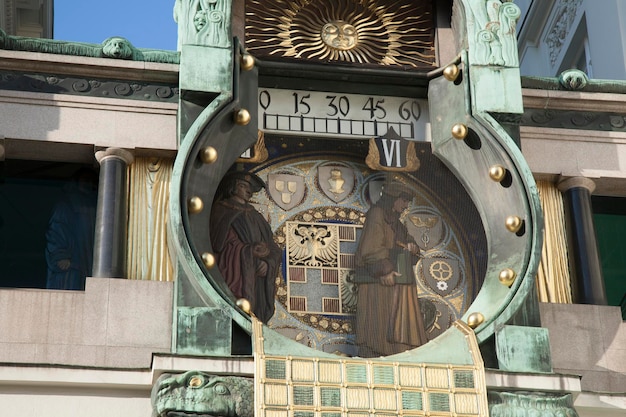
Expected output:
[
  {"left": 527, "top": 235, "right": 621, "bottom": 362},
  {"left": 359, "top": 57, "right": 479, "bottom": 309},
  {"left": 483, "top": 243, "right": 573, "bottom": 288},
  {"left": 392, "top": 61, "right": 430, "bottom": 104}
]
[
  {"left": 421, "top": 257, "right": 460, "bottom": 296},
  {"left": 318, "top": 165, "right": 355, "bottom": 203},
  {"left": 405, "top": 213, "right": 444, "bottom": 250},
  {"left": 268, "top": 173, "right": 305, "bottom": 211}
]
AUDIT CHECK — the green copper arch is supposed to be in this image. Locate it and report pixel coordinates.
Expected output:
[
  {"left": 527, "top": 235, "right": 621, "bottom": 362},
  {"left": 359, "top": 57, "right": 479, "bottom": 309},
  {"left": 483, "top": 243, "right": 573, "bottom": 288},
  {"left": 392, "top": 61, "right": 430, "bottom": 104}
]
[
  {"left": 168, "top": 0, "right": 541, "bottom": 357},
  {"left": 169, "top": 44, "right": 259, "bottom": 344},
  {"left": 428, "top": 0, "right": 542, "bottom": 344},
  {"left": 428, "top": 61, "right": 543, "bottom": 343}
]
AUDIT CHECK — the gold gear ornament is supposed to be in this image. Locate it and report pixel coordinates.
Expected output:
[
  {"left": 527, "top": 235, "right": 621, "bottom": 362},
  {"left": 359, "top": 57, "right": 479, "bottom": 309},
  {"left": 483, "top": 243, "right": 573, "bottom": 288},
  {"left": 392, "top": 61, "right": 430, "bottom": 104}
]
[{"left": 429, "top": 260, "right": 453, "bottom": 281}]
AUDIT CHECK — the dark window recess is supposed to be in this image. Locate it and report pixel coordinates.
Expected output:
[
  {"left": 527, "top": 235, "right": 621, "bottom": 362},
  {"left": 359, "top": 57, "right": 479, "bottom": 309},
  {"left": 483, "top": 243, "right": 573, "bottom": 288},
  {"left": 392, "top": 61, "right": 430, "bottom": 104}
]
[
  {"left": 592, "top": 195, "right": 626, "bottom": 319},
  {"left": 0, "top": 160, "right": 98, "bottom": 290}
]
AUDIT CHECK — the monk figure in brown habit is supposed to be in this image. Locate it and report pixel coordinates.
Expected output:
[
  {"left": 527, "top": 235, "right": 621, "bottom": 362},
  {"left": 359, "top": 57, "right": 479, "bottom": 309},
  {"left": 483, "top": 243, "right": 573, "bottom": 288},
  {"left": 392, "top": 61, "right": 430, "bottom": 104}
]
[{"left": 354, "top": 181, "right": 428, "bottom": 357}]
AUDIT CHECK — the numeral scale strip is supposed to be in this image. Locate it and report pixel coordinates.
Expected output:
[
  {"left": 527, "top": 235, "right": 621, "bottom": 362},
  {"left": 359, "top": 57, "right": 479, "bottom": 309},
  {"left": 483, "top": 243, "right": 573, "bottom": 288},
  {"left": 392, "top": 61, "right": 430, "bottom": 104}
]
[{"left": 262, "top": 112, "right": 415, "bottom": 139}]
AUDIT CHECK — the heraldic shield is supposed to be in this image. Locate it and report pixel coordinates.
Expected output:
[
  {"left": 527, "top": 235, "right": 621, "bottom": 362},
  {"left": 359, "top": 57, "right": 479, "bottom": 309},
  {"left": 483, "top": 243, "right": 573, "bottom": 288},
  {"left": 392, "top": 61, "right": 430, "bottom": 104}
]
[
  {"left": 318, "top": 165, "right": 355, "bottom": 203},
  {"left": 405, "top": 213, "right": 444, "bottom": 250},
  {"left": 422, "top": 257, "right": 460, "bottom": 296},
  {"left": 268, "top": 173, "right": 306, "bottom": 211}
]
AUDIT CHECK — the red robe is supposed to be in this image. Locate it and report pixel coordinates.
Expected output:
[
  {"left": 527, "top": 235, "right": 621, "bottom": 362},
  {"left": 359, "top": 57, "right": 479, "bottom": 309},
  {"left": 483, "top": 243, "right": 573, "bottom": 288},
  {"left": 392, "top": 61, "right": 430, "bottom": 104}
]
[{"left": 210, "top": 198, "right": 281, "bottom": 322}]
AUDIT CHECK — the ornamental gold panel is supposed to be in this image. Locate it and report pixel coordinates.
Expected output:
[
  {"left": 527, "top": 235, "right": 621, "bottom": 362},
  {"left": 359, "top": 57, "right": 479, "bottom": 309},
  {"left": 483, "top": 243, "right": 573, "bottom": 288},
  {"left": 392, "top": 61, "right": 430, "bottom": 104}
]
[
  {"left": 292, "top": 359, "right": 316, "bottom": 382},
  {"left": 265, "top": 411, "right": 287, "bottom": 417},
  {"left": 245, "top": 0, "right": 436, "bottom": 69},
  {"left": 257, "top": 355, "right": 487, "bottom": 416},
  {"left": 319, "top": 361, "right": 343, "bottom": 384},
  {"left": 265, "top": 384, "right": 289, "bottom": 406},
  {"left": 373, "top": 388, "right": 398, "bottom": 410},
  {"left": 425, "top": 367, "right": 450, "bottom": 389},
  {"left": 455, "top": 393, "right": 480, "bottom": 414},
  {"left": 346, "top": 387, "right": 370, "bottom": 409},
  {"left": 398, "top": 365, "right": 423, "bottom": 387}
]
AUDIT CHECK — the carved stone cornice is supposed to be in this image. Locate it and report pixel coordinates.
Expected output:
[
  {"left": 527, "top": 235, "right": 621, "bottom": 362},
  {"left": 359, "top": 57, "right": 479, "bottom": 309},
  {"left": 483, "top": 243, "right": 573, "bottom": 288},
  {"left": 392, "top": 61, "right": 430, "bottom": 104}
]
[
  {"left": 522, "top": 71, "right": 626, "bottom": 95},
  {"left": 0, "top": 49, "right": 179, "bottom": 84},
  {"left": 523, "top": 88, "right": 626, "bottom": 114},
  {"left": 0, "top": 69, "right": 179, "bottom": 103},
  {"left": 521, "top": 108, "right": 626, "bottom": 133}
]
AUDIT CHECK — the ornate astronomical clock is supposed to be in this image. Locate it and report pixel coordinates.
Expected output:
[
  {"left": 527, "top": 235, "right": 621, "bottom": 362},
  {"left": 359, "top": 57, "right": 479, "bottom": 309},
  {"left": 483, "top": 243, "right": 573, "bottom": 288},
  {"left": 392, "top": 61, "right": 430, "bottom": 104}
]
[
  {"left": 159, "top": 1, "right": 550, "bottom": 417},
  {"left": 243, "top": 85, "right": 489, "bottom": 352}
]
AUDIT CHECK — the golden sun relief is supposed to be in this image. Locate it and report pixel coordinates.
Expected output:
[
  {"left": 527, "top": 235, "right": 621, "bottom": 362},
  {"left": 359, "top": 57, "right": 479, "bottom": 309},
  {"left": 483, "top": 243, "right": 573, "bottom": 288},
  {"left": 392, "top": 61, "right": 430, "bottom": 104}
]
[{"left": 245, "top": 0, "right": 437, "bottom": 68}]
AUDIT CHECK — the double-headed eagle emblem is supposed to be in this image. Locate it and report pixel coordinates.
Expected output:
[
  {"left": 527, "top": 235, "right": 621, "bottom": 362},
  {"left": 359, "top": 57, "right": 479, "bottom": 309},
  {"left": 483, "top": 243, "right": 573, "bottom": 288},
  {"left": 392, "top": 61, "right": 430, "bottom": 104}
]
[{"left": 288, "top": 224, "right": 338, "bottom": 267}]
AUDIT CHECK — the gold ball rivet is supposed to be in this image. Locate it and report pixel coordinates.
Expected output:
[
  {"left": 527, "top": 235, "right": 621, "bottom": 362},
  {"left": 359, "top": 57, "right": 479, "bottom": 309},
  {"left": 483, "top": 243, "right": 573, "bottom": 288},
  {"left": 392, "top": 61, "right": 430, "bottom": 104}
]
[
  {"left": 201, "top": 252, "right": 215, "bottom": 269},
  {"left": 443, "top": 64, "right": 460, "bottom": 82},
  {"left": 187, "top": 196, "right": 204, "bottom": 214},
  {"left": 234, "top": 108, "right": 251, "bottom": 126},
  {"left": 237, "top": 298, "right": 251, "bottom": 315},
  {"left": 489, "top": 165, "right": 506, "bottom": 182},
  {"left": 200, "top": 146, "right": 218, "bottom": 164},
  {"left": 505, "top": 215, "right": 523, "bottom": 233},
  {"left": 467, "top": 312, "right": 485, "bottom": 329},
  {"left": 499, "top": 268, "right": 517, "bottom": 287},
  {"left": 189, "top": 376, "right": 203, "bottom": 387},
  {"left": 241, "top": 54, "right": 255, "bottom": 71},
  {"left": 451, "top": 123, "right": 468, "bottom": 140}
]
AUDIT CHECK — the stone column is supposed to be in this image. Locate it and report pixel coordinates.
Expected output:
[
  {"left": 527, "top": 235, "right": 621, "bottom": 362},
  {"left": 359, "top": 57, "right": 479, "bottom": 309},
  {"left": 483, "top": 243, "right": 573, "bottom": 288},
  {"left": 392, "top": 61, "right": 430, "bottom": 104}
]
[
  {"left": 558, "top": 177, "right": 607, "bottom": 305},
  {"left": 92, "top": 148, "right": 134, "bottom": 278}
]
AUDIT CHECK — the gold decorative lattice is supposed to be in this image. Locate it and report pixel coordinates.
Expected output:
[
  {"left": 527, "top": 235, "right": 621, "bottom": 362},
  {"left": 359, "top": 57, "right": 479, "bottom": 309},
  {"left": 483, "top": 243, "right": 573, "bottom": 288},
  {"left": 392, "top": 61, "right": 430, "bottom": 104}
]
[
  {"left": 254, "top": 320, "right": 489, "bottom": 417},
  {"left": 245, "top": 0, "right": 436, "bottom": 69}
]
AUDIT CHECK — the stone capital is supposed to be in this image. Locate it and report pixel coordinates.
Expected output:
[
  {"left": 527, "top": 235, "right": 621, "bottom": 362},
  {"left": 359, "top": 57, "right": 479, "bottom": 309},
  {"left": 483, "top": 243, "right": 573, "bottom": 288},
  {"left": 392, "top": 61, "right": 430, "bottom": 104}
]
[
  {"left": 557, "top": 176, "right": 596, "bottom": 194},
  {"left": 95, "top": 147, "right": 135, "bottom": 165}
]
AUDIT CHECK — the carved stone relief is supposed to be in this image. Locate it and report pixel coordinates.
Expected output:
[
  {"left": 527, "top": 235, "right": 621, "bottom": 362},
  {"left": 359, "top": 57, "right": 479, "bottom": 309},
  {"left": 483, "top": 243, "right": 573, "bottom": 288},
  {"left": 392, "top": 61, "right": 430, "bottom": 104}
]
[
  {"left": 489, "top": 391, "right": 579, "bottom": 417},
  {"left": 152, "top": 372, "right": 254, "bottom": 417},
  {"left": 173, "top": 0, "right": 231, "bottom": 48},
  {"left": 544, "top": 0, "right": 583, "bottom": 68},
  {"left": 0, "top": 30, "right": 179, "bottom": 63},
  {"left": 464, "top": 0, "right": 522, "bottom": 67}
]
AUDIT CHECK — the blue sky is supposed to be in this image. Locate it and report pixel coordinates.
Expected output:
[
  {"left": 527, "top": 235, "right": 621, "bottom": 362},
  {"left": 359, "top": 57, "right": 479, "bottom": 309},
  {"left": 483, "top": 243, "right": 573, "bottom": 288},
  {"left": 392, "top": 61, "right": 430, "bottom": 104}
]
[{"left": 54, "top": 1, "right": 178, "bottom": 51}]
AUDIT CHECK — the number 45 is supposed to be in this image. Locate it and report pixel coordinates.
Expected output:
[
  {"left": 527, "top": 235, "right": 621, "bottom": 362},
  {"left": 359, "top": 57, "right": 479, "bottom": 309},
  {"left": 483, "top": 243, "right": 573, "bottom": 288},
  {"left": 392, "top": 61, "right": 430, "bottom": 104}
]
[{"left": 363, "top": 97, "right": 386, "bottom": 119}]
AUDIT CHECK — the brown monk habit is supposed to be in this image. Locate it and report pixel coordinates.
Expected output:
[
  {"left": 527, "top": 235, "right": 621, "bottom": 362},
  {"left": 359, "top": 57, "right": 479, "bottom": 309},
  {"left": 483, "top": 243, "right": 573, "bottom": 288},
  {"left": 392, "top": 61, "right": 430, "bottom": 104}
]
[{"left": 354, "top": 186, "right": 428, "bottom": 357}]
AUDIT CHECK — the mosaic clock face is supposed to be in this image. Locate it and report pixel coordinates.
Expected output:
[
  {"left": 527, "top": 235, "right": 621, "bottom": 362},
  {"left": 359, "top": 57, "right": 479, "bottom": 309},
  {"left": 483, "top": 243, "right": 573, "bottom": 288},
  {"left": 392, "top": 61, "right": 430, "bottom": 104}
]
[
  {"left": 179, "top": 83, "right": 487, "bottom": 356},
  {"left": 245, "top": 138, "right": 486, "bottom": 356},
  {"left": 178, "top": 33, "right": 542, "bottom": 358}
]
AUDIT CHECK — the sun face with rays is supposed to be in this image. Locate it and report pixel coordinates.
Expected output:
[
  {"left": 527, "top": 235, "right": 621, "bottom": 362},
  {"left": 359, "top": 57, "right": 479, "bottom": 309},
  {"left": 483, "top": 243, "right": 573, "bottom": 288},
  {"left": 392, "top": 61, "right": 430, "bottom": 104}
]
[
  {"left": 321, "top": 21, "right": 358, "bottom": 52},
  {"left": 245, "top": 0, "right": 436, "bottom": 68}
]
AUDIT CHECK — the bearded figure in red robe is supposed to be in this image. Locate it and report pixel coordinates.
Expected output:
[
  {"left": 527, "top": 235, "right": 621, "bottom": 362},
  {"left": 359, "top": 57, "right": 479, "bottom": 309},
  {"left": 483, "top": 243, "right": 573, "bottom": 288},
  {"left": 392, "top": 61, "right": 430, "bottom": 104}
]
[{"left": 210, "top": 172, "right": 281, "bottom": 323}]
